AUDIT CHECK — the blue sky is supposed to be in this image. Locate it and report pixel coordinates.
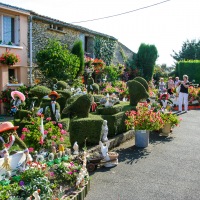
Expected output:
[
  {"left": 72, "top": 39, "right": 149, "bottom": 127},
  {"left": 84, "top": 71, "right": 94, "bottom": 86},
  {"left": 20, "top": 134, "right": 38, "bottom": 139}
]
[{"left": 1, "top": 0, "right": 200, "bottom": 66}]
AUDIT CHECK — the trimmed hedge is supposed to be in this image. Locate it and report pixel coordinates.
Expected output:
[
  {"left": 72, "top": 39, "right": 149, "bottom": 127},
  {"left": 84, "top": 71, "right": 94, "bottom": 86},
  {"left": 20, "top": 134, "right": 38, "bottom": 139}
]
[
  {"left": 177, "top": 60, "right": 200, "bottom": 84},
  {"left": 101, "top": 111, "right": 127, "bottom": 137},
  {"left": 69, "top": 114, "right": 104, "bottom": 147},
  {"left": 56, "top": 90, "right": 72, "bottom": 113},
  {"left": 93, "top": 95, "right": 104, "bottom": 103},
  {"left": 134, "top": 76, "right": 149, "bottom": 92},
  {"left": 96, "top": 104, "right": 123, "bottom": 115},
  {"left": 14, "top": 119, "right": 32, "bottom": 136}
]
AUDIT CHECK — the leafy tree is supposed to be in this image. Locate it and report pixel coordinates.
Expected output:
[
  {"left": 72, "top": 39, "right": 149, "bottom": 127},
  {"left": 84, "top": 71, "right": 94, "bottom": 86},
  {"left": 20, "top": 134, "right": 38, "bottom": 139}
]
[
  {"left": 36, "top": 39, "right": 80, "bottom": 81},
  {"left": 171, "top": 39, "right": 200, "bottom": 62},
  {"left": 71, "top": 40, "right": 84, "bottom": 78},
  {"left": 136, "top": 43, "right": 158, "bottom": 82}
]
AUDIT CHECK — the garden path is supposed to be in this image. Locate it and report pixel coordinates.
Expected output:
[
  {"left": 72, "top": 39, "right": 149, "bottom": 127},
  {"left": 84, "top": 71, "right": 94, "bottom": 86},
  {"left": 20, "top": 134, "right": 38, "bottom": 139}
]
[{"left": 85, "top": 110, "right": 200, "bottom": 200}]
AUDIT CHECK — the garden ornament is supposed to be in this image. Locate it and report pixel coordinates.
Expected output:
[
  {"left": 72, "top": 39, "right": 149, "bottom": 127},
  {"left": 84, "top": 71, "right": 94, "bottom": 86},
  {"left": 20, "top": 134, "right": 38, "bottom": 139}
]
[
  {"left": 73, "top": 141, "right": 79, "bottom": 155},
  {"left": 32, "top": 189, "right": 41, "bottom": 200},
  {"left": 99, "top": 141, "right": 117, "bottom": 167},
  {"left": 10, "top": 91, "right": 25, "bottom": 116},
  {"left": 0, "top": 122, "right": 31, "bottom": 179},
  {"left": 101, "top": 120, "right": 108, "bottom": 142}
]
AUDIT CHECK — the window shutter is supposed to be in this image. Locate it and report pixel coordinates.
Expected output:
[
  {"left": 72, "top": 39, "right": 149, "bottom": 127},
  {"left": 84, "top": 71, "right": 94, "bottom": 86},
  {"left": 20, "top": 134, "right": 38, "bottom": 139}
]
[{"left": 0, "top": 15, "right": 2, "bottom": 41}]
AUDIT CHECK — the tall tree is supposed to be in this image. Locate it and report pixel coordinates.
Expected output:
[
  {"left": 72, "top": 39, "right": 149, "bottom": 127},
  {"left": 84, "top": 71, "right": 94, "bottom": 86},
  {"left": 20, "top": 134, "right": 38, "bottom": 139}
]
[
  {"left": 36, "top": 39, "right": 80, "bottom": 81},
  {"left": 71, "top": 40, "right": 84, "bottom": 78},
  {"left": 171, "top": 39, "right": 200, "bottom": 62},
  {"left": 136, "top": 43, "right": 158, "bottom": 82}
]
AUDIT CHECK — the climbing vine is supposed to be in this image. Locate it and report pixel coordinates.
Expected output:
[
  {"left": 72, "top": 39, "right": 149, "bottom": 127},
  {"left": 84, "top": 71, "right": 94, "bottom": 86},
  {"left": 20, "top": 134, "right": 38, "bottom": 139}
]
[
  {"left": 94, "top": 36, "right": 116, "bottom": 66},
  {"left": 120, "top": 46, "right": 128, "bottom": 63}
]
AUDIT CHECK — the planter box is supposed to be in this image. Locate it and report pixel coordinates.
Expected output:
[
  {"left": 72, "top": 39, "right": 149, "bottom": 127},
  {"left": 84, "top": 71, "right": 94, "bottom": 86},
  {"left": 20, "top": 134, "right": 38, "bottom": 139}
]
[{"left": 173, "top": 105, "right": 200, "bottom": 111}]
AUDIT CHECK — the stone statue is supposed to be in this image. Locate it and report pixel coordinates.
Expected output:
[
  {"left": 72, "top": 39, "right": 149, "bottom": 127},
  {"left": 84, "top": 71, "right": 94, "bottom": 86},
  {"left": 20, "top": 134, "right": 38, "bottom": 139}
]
[
  {"left": 73, "top": 141, "right": 79, "bottom": 155},
  {"left": 101, "top": 120, "right": 108, "bottom": 142}
]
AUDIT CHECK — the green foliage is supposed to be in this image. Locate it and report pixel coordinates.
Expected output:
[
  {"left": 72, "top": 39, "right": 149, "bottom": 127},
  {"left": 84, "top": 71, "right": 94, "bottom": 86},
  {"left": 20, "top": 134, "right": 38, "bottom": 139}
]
[
  {"left": 20, "top": 168, "right": 53, "bottom": 199},
  {"left": 172, "top": 39, "right": 200, "bottom": 62},
  {"left": 56, "top": 90, "right": 72, "bottom": 113},
  {"left": 128, "top": 79, "right": 149, "bottom": 106},
  {"left": 94, "top": 36, "right": 116, "bottom": 65},
  {"left": 177, "top": 60, "right": 200, "bottom": 83},
  {"left": 96, "top": 104, "right": 123, "bottom": 115},
  {"left": 160, "top": 112, "right": 181, "bottom": 127},
  {"left": 70, "top": 114, "right": 103, "bottom": 147},
  {"left": 71, "top": 40, "right": 84, "bottom": 77},
  {"left": 62, "top": 94, "right": 93, "bottom": 118},
  {"left": 17, "top": 109, "right": 32, "bottom": 121},
  {"left": 56, "top": 81, "right": 69, "bottom": 90},
  {"left": 30, "top": 86, "right": 51, "bottom": 105},
  {"left": 104, "top": 64, "right": 122, "bottom": 82},
  {"left": 93, "top": 94, "right": 104, "bottom": 102},
  {"left": 134, "top": 77, "right": 149, "bottom": 92},
  {"left": 101, "top": 111, "right": 127, "bottom": 137},
  {"left": 137, "top": 43, "right": 158, "bottom": 81},
  {"left": 0, "top": 183, "right": 20, "bottom": 200},
  {"left": 36, "top": 39, "right": 80, "bottom": 80}
]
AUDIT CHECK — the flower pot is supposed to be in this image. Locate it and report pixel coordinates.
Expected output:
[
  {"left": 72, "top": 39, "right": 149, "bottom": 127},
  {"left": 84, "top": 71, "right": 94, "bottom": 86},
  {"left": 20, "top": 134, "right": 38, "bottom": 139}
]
[
  {"left": 161, "top": 123, "right": 171, "bottom": 136},
  {"left": 135, "top": 130, "right": 149, "bottom": 148}
]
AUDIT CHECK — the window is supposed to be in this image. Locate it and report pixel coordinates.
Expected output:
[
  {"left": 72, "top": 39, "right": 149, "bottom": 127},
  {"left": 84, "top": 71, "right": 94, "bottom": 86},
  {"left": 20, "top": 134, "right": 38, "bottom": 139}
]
[{"left": 0, "top": 14, "right": 20, "bottom": 45}]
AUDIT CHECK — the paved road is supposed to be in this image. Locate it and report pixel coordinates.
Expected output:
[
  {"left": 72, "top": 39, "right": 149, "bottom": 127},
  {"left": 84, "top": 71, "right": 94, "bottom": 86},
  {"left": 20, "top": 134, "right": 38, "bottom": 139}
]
[{"left": 85, "top": 110, "right": 200, "bottom": 200}]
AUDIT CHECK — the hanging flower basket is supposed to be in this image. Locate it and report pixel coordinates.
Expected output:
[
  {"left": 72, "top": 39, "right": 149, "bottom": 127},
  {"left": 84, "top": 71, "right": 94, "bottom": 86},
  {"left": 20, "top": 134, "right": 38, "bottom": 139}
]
[{"left": 0, "top": 50, "right": 20, "bottom": 66}]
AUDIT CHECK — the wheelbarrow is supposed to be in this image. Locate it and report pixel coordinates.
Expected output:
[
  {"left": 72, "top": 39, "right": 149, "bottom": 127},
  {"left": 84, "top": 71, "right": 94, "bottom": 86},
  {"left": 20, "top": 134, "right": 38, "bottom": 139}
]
[{"left": 86, "top": 152, "right": 119, "bottom": 172}]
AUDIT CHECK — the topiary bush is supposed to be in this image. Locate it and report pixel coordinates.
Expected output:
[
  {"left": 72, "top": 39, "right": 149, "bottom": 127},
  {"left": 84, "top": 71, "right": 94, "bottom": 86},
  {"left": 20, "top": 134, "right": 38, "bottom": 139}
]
[
  {"left": 69, "top": 114, "right": 103, "bottom": 147},
  {"left": 93, "top": 94, "right": 104, "bottom": 103},
  {"left": 56, "top": 81, "right": 70, "bottom": 90},
  {"left": 101, "top": 111, "right": 127, "bottom": 137},
  {"left": 87, "top": 77, "right": 99, "bottom": 94},
  {"left": 30, "top": 86, "right": 51, "bottom": 105},
  {"left": 96, "top": 104, "right": 123, "bottom": 115},
  {"left": 134, "top": 76, "right": 149, "bottom": 92},
  {"left": 62, "top": 94, "right": 93, "bottom": 118},
  {"left": 127, "top": 79, "right": 149, "bottom": 106},
  {"left": 58, "top": 118, "right": 70, "bottom": 131}
]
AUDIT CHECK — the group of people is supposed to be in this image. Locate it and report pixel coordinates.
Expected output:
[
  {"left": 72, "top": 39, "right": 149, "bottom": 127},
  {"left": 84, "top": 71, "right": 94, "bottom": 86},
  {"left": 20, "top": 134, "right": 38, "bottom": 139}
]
[{"left": 158, "top": 75, "right": 189, "bottom": 112}]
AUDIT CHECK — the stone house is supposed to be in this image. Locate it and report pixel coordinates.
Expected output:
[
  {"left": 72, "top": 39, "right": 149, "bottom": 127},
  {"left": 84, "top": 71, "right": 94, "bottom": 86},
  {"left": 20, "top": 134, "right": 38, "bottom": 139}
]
[{"left": 0, "top": 2, "right": 134, "bottom": 114}]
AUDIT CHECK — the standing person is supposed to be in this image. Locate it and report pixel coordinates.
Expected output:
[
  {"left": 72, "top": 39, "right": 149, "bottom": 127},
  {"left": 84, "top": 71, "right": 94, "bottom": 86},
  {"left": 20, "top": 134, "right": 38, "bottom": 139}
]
[
  {"left": 158, "top": 78, "right": 166, "bottom": 93},
  {"left": 167, "top": 77, "right": 174, "bottom": 96},
  {"left": 179, "top": 75, "right": 189, "bottom": 112},
  {"left": 174, "top": 77, "right": 181, "bottom": 87}
]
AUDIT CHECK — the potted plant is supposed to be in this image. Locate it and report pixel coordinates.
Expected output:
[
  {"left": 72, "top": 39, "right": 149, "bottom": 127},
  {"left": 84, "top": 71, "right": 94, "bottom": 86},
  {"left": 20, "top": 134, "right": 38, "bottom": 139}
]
[
  {"left": 160, "top": 112, "right": 181, "bottom": 136},
  {"left": 125, "top": 102, "right": 164, "bottom": 147},
  {"left": 0, "top": 50, "right": 20, "bottom": 66}
]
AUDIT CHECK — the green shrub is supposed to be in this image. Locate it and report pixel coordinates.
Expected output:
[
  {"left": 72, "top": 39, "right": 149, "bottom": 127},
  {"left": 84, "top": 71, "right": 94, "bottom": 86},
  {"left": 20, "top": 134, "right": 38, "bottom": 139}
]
[
  {"left": 96, "top": 104, "right": 123, "bottom": 115},
  {"left": 128, "top": 79, "right": 149, "bottom": 106},
  {"left": 56, "top": 90, "right": 72, "bottom": 113},
  {"left": 69, "top": 114, "right": 103, "bottom": 147},
  {"left": 101, "top": 111, "right": 127, "bottom": 137},
  {"left": 56, "top": 81, "right": 69, "bottom": 90},
  {"left": 134, "top": 76, "right": 149, "bottom": 92},
  {"left": 62, "top": 94, "right": 93, "bottom": 118},
  {"left": 30, "top": 86, "right": 51, "bottom": 105}
]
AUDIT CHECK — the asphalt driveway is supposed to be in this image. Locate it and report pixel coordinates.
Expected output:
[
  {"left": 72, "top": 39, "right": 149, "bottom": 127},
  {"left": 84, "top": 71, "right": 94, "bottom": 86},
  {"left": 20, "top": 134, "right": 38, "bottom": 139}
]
[{"left": 85, "top": 110, "right": 200, "bottom": 200}]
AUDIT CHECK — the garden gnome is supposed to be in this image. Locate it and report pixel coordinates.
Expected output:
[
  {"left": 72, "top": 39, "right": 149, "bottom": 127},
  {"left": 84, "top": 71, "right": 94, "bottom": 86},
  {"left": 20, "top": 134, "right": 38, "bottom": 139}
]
[
  {"left": 10, "top": 91, "right": 25, "bottom": 116},
  {"left": 73, "top": 141, "right": 79, "bottom": 155},
  {"left": 101, "top": 120, "right": 108, "bottom": 142},
  {"left": 159, "top": 93, "right": 172, "bottom": 111},
  {"left": 48, "top": 91, "right": 61, "bottom": 122}
]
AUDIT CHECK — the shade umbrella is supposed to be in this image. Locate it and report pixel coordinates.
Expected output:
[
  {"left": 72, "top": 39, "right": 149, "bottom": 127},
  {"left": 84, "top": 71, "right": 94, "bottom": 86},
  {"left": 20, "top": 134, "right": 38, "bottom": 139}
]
[{"left": 11, "top": 91, "right": 26, "bottom": 102}]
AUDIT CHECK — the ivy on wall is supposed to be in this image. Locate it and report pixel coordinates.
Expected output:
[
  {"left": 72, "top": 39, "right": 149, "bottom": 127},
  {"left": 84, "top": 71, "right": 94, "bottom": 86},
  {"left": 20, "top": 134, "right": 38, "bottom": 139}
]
[
  {"left": 119, "top": 46, "right": 128, "bottom": 63},
  {"left": 94, "top": 36, "right": 116, "bottom": 66}
]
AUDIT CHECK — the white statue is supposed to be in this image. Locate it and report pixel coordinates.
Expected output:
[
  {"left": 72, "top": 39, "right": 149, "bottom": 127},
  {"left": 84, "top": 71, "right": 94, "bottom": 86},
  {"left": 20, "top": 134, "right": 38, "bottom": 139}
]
[
  {"left": 73, "top": 141, "right": 79, "bottom": 155},
  {"left": 99, "top": 141, "right": 118, "bottom": 167},
  {"left": 101, "top": 120, "right": 108, "bottom": 142}
]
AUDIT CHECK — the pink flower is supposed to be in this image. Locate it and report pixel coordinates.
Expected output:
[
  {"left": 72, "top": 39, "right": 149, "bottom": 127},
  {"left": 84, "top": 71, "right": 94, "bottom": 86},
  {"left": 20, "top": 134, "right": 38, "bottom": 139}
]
[
  {"left": 46, "top": 117, "right": 51, "bottom": 121},
  {"left": 28, "top": 147, "right": 34, "bottom": 153},
  {"left": 20, "top": 134, "right": 25, "bottom": 140},
  {"left": 39, "top": 137, "right": 44, "bottom": 145},
  {"left": 49, "top": 172, "right": 55, "bottom": 177},
  {"left": 51, "top": 135, "right": 57, "bottom": 139},
  {"left": 61, "top": 129, "right": 67, "bottom": 135},
  {"left": 44, "top": 130, "right": 48, "bottom": 135},
  {"left": 60, "top": 137, "right": 64, "bottom": 142},
  {"left": 52, "top": 121, "right": 56, "bottom": 124},
  {"left": 52, "top": 141, "right": 55, "bottom": 146},
  {"left": 22, "top": 127, "right": 29, "bottom": 132},
  {"left": 37, "top": 113, "right": 42, "bottom": 117},
  {"left": 58, "top": 123, "right": 62, "bottom": 129},
  {"left": 48, "top": 128, "right": 52, "bottom": 131},
  {"left": 67, "top": 171, "right": 73, "bottom": 175}
]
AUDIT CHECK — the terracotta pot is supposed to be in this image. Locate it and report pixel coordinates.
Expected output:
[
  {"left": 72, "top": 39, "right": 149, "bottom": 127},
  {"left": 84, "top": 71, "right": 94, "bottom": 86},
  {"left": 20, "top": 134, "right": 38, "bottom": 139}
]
[{"left": 108, "top": 152, "right": 119, "bottom": 160}]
